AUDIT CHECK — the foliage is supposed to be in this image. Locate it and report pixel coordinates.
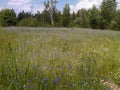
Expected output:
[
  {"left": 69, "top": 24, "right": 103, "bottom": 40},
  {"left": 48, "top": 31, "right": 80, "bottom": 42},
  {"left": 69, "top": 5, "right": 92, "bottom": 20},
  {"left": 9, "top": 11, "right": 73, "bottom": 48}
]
[
  {"left": 89, "top": 5, "right": 100, "bottom": 29},
  {"left": 34, "top": 11, "right": 43, "bottom": 26},
  {"left": 18, "top": 18, "right": 39, "bottom": 27},
  {"left": 78, "top": 9, "right": 90, "bottom": 28},
  {"left": 0, "top": 0, "right": 120, "bottom": 30},
  {"left": 53, "top": 10, "right": 62, "bottom": 27},
  {"left": 17, "top": 11, "right": 32, "bottom": 22},
  {"left": 62, "top": 4, "right": 71, "bottom": 27},
  {"left": 110, "top": 10, "right": 120, "bottom": 31},
  {"left": 0, "top": 9, "right": 17, "bottom": 26},
  {"left": 71, "top": 9, "right": 90, "bottom": 28},
  {"left": 44, "top": 0, "right": 58, "bottom": 26},
  {"left": 100, "top": 0, "right": 117, "bottom": 29}
]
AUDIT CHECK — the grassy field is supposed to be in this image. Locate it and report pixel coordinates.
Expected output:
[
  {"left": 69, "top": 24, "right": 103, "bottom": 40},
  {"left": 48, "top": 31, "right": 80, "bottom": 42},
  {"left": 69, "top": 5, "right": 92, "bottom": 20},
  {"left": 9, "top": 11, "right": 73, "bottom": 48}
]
[{"left": 0, "top": 28, "right": 120, "bottom": 90}]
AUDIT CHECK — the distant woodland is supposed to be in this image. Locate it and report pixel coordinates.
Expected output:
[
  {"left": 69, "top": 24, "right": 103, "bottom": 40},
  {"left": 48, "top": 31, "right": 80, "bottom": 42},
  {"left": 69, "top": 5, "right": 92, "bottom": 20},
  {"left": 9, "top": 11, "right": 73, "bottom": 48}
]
[{"left": 0, "top": 0, "right": 120, "bottom": 31}]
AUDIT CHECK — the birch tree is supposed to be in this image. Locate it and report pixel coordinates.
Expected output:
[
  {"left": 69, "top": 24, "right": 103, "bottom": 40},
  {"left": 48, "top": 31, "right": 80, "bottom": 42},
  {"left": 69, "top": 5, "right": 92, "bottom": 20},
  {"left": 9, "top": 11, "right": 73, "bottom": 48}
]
[{"left": 44, "top": 0, "right": 58, "bottom": 26}]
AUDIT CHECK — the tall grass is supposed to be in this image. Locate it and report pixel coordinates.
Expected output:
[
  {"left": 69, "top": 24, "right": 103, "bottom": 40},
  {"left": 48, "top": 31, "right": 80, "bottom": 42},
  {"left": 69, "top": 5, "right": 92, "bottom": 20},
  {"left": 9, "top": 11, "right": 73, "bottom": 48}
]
[{"left": 0, "top": 28, "right": 120, "bottom": 90}]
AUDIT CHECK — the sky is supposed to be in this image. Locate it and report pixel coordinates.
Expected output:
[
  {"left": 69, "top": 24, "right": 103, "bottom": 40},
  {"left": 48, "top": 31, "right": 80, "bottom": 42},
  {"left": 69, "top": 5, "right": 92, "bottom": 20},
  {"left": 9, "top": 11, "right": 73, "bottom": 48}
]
[{"left": 0, "top": 0, "right": 120, "bottom": 14}]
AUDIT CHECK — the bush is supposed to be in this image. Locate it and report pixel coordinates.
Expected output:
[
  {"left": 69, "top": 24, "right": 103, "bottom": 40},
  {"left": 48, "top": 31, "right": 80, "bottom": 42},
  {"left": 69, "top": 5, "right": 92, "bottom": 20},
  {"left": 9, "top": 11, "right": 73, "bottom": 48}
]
[
  {"left": 18, "top": 18, "right": 39, "bottom": 27},
  {"left": 0, "top": 9, "right": 17, "bottom": 26},
  {"left": 110, "top": 10, "right": 120, "bottom": 31},
  {"left": 99, "top": 17, "right": 107, "bottom": 29}
]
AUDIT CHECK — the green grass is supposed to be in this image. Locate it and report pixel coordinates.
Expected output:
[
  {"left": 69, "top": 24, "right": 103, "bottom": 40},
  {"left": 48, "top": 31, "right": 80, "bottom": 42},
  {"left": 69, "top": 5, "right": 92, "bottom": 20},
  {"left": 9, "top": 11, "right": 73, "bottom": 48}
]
[{"left": 0, "top": 28, "right": 120, "bottom": 90}]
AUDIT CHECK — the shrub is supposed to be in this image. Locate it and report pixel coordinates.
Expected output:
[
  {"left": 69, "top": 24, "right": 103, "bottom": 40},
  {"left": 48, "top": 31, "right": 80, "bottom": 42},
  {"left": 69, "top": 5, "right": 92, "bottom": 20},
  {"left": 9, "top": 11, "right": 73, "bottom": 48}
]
[
  {"left": 18, "top": 18, "right": 39, "bottom": 27},
  {"left": 0, "top": 9, "right": 17, "bottom": 26},
  {"left": 110, "top": 10, "right": 120, "bottom": 31}
]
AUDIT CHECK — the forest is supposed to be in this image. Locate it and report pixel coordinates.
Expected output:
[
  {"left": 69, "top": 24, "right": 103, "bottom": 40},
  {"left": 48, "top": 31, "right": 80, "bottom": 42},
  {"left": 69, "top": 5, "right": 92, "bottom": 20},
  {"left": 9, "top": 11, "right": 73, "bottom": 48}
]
[{"left": 0, "top": 0, "right": 120, "bottom": 31}]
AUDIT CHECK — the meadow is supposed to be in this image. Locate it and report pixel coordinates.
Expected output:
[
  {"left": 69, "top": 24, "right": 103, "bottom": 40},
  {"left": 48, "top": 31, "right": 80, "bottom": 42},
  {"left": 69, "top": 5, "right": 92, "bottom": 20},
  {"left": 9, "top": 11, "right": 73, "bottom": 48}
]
[{"left": 0, "top": 28, "right": 120, "bottom": 90}]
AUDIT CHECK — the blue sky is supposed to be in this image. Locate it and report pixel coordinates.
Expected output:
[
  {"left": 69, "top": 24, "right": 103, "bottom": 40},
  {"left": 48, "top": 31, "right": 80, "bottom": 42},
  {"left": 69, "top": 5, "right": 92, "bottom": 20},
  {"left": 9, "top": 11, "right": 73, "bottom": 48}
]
[{"left": 0, "top": 0, "right": 120, "bottom": 14}]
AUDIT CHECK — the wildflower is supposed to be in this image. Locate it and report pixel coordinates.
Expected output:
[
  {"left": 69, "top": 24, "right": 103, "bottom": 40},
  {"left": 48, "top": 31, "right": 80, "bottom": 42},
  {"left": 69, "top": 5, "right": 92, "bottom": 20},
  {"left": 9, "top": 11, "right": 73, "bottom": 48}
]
[
  {"left": 82, "top": 81, "right": 85, "bottom": 85},
  {"left": 44, "top": 84, "right": 48, "bottom": 87},
  {"left": 28, "top": 79, "right": 32, "bottom": 83},
  {"left": 15, "top": 59, "right": 18, "bottom": 62},
  {"left": 68, "top": 64, "right": 71, "bottom": 69},
  {"left": 28, "top": 85, "right": 32, "bottom": 88},
  {"left": 104, "top": 87, "right": 109, "bottom": 90},
  {"left": 62, "top": 50, "right": 65, "bottom": 52},
  {"left": 18, "top": 70, "right": 23, "bottom": 75},
  {"left": 16, "top": 82, "right": 20, "bottom": 86},
  {"left": 35, "top": 77, "right": 38, "bottom": 80},
  {"left": 71, "top": 83, "right": 76, "bottom": 87},
  {"left": 53, "top": 78, "right": 60, "bottom": 84},
  {"left": 23, "top": 84, "right": 26, "bottom": 89},
  {"left": 82, "top": 81, "right": 88, "bottom": 86},
  {"left": 42, "top": 78, "right": 48, "bottom": 83},
  {"left": 93, "top": 80, "right": 98, "bottom": 85},
  {"left": 81, "top": 86, "right": 84, "bottom": 90},
  {"left": 48, "top": 67, "right": 52, "bottom": 70}
]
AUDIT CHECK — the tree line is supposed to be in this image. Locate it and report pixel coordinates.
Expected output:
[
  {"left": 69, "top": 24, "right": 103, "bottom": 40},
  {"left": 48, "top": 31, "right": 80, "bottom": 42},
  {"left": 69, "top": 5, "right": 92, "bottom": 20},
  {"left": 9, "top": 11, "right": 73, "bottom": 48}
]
[{"left": 0, "top": 0, "right": 120, "bottom": 31}]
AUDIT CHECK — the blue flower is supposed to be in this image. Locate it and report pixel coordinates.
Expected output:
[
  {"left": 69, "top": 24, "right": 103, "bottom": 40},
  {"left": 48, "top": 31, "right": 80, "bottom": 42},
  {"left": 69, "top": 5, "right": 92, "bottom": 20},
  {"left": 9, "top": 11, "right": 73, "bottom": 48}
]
[
  {"left": 104, "top": 87, "right": 109, "bottom": 90},
  {"left": 53, "top": 78, "right": 60, "bottom": 84},
  {"left": 16, "top": 82, "right": 20, "bottom": 86},
  {"left": 68, "top": 64, "right": 71, "bottom": 69},
  {"left": 28, "top": 79, "right": 32, "bottom": 83},
  {"left": 42, "top": 78, "right": 48, "bottom": 83}
]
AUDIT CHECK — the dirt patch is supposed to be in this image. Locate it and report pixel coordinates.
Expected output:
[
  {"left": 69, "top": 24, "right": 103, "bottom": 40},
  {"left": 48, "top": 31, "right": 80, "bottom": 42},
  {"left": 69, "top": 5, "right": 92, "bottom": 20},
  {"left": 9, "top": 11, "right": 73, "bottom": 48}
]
[{"left": 102, "top": 79, "right": 120, "bottom": 90}]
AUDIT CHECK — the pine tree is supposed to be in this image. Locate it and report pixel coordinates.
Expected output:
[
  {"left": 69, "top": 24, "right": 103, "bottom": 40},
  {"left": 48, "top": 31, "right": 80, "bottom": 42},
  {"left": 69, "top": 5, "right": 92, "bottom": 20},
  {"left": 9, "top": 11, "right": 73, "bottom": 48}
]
[
  {"left": 100, "top": 0, "right": 117, "bottom": 29},
  {"left": 62, "top": 4, "right": 70, "bottom": 27},
  {"left": 89, "top": 5, "right": 100, "bottom": 29}
]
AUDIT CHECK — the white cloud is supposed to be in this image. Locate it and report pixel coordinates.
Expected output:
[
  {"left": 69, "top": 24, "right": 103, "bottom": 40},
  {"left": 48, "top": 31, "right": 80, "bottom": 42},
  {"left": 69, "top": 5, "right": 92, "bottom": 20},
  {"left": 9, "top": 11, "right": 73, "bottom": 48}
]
[
  {"left": 32, "top": 5, "right": 44, "bottom": 14},
  {"left": 8, "top": 0, "right": 31, "bottom": 11},
  {"left": 6, "top": 0, "right": 120, "bottom": 14},
  {"left": 70, "top": 0, "right": 120, "bottom": 13},
  {"left": 70, "top": 0, "right": 103, "bottom": 13},
  {"left": 7, "top": 0, "right": 44, "bottom": 13},
  {"left": 117, "top": 0, "right": 120, "bottom": 9}
]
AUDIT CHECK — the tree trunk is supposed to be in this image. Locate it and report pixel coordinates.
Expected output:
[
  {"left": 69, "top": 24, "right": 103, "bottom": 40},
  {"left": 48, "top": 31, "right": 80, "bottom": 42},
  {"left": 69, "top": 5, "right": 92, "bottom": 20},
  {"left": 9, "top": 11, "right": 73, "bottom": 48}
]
[{"left": 50, "top": 11, "right": 54, "bottom": 26}]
